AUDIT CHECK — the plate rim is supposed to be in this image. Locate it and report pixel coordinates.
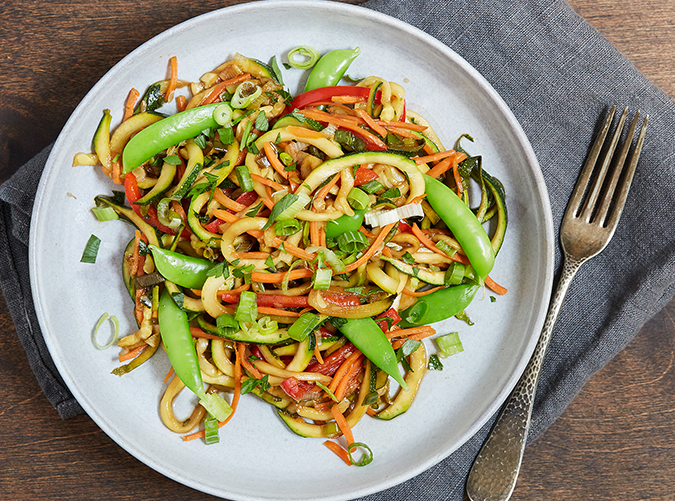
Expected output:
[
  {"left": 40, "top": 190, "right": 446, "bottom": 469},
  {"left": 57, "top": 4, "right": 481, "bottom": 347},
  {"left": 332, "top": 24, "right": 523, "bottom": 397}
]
[{"left": 28, "top": 1, "right": 555, "bottom": 500}]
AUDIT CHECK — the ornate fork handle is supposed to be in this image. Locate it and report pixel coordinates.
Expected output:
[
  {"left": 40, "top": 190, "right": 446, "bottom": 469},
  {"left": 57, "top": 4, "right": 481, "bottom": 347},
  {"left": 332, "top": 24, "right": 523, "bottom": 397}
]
[{"left": 466, "top": 255, "right": 586, "bottom": 501}]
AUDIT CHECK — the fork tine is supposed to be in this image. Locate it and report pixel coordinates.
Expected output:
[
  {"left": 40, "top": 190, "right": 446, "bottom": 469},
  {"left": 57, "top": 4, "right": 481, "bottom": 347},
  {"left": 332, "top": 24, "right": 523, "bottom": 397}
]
[
  {"left": 594, "top": 110, "right": 642, "bottom": 225},
  {"left": 578, "top": 107, "right": 628, "bottom": 222},
  {"left": 602, "top": 113, "right": 649, "bottom": 231},
  {"left": 567, "top": 106, "right": 616, "bottom": 219}
]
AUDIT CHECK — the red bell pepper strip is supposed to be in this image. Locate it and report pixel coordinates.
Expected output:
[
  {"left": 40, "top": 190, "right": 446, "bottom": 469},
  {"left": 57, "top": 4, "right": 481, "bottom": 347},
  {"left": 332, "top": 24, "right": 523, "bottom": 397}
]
[
  {"left": 124, "top": 172, "right": 188, "bottom": 236},
  {"left": 306, "top": 342, "right": 358, "bottom": 376},
  {"left": 291, "top": 86, "right": 370, "bottom": 110},
  {"left": 353, "top": 167, "right": 380, "bottom": 186},
  {"left": 375, "top": 307, "right": 402, "bottom": 333}
]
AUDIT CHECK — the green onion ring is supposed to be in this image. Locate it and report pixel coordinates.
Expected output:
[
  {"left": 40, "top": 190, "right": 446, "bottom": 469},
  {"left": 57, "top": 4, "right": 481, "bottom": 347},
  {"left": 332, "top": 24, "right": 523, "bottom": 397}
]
[
  {"left": 347, "top": 442, "right": 374, "bottom": 466},
  {"left": 287, "top": 46, "right": 321, "bottom": 70},
  {"left": 92, "top": 312, "right": 120, "bottom": 350}
]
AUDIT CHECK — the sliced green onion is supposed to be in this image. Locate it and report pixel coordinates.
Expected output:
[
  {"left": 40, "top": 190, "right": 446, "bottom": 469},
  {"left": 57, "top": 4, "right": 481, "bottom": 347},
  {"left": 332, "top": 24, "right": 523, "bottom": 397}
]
[
  {"left": 235, "top": 165, "right": 254, "bottom": 192},
  {"left": 279, "top": 152, "right": 294, "bottom": 166},
  {"left": 436, "top": 331, "right": 464, "bottom": 358},
  {"left": 364, "top": 203, "right": 424, "bottom": 228},
  {"left": 257, "top": 316, "right": 279, "bottom": 336},
  {"left": 80, "top": 234, "right": 101, "bottom": 264},
  {"left": 306, "top": 247, "right": 346, "bottom": 273},
  {"left": 316, "top": 381, "right": 339, "bottom": 402},
  {"left": 216, "top": 313, "right": 238, "bottom": 336},
  {"left": 203, "top": 415, "right": 220, "bottom": 444},
  {"left": 360, "top": 180, "right": 384, "bottom": 194},
  {"left": 231, "top": 81, "right": 262, "bottom": 109},
  {"left": 235, "top": 291, "right": 258, "bottom": 324},
  {"left": 347, "top": 187, "right": 370, "bottom": 211},
  {"left": 288, "top": 312, "right": 324, "bottom": 341},
  {"left": 313, "top": 267, "right": 333, "bottom": 290},
  {"left": 91, "top": 206, "right": 118, "bottom": 222},
  {"left": 347, "top": 442, "right": 374, "bottom": 467},
  {"left": 91, "top": 312, "right": 120, "bottom": 350},
  {"left": 275, "top": 218, "right": 302, "bottom": 236},
  {"left": 213, "top": 103, "right": 234, "bottom": 127},
  {"left": 263, "top": 192, "right": 310, "bottom": 230},
  {"left": 287, "top": 46, "right": 321, "bottom": 69},
  {"left": 336, "top": 231, "right": 368, "bottom": 254},
  {"left": 435, "top": 239, "right": 456, "bottom": 257},
  {"left": 445, "top": 262, "right": 466, "bottom": 285}
]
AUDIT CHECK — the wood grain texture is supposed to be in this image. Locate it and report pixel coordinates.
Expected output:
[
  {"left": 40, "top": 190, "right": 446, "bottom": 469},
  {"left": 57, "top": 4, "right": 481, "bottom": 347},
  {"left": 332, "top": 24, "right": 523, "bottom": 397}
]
[{"left": 1, "top": 1, "right": 674, "bottom": 500}]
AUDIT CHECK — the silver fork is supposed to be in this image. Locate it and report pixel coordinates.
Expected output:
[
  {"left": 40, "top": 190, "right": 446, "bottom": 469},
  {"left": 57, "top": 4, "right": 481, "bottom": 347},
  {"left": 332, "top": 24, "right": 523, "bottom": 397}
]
[{"left": 466, "top": 106, "right": 649, "bottom": 501}]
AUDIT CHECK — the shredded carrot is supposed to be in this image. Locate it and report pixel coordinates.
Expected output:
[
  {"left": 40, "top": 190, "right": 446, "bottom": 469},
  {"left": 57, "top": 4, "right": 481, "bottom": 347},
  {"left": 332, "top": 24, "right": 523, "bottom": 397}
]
[
  {"left": 381, "top": 125, "right": 420, "bottom": 139},
  {"left": 345, "top": 222, "right": 396, "bottom": 272},
  {"left": 250, "top": 173, "right": 286, "bottom": 192},
  {"left": 300, "top": 109, "right": 388, "bottom": 150},
  {"left": 257, "top": 306, "right": 301, "bottom": 317},
  {"left": 485, "top": 275, "right": 508, "bottom": 295},
  {"left": 189, "top": 326, "right": 223, "bottom": 341},
  {"left": 313, "top": 345, "right": 324, "bottom": 365},
  {"left": 386, "top": 325, "right": 435, "bottom": 340},
  {"left": 176, "top": 95, "right": 187, "bottom": 112},
  {"left": 212, "top": 208, "right": 239, "bottom": 224},
  {"left": 271, "top": 237, "right": 316, "bottom": 261},
  {"left": 201, "top": 73, "right": 251, "bottom": 106},
  {"left": 381, "top": 246, "right": 393, "bottom": 258},
  {"left": 335, "top": 356, "right": 363, "bottom": 401},
  {"left": 239, "top": 347, "right": 263, "bottom": 379},
  {"left": 452, "top": 160, "right": 464, "bottom": 197},
  {"left": 375, "top": 119, "right": 428, "bottom": 131},
  {"left": 315, "top": 173, "right": 340, "bottom": 203},
  {"left": 319, "top": 221, "right": 327, "bottom": 248},
  {"left": 329, "top": 351, "right": 364, "bottom": 393},
  {"left": 358, "top": 225, "right": 376, "bottom": 238},
  {"left": 330, "top": 404, "right": 355, "bottom": 445},
  {"left": 214, "top": 188, "right": 246, "bottom": 212},
  {"left": 235, "top": 251, "right": 271, "bottom": 260},
  {"left": 119, "top": 344, "right": 146, "bottom": 363},
  {"left": 310, "top": 221, "right": 320, "bottom": 247},
  {"left": 163, "top": 367, "right": 175, "bottom": 384},
  {"left": 425, "top": 156, "right": 454, "bottom": 179},
  {"left": 324, "top": 440, "right": 352, "bottom": 465},
  {"left": 411, "top": 223, "right": 453, "bottom": 259},
  {"left": 286, "top": 124, "right": 325, "bottom": 140},
  {"left": 130, "top": 230, "right": 142, "bottom": 276},
  {"left": 402, "top": 285, "right": 445, "bottom": 297},
  {"left": 366, "top": 407, "right": 378, "bottom": 417},
  {"left": 414, "top": 150, "right": 458, "bottom": 165},
  {"left": 123, "top": 88, "right": 140, "bottom": 122},
  {"left": 354, "top": 109, "right": 388, "bottom": 137},
  {"left": 165, "top": 56, "right": 178, "bottom": 103},
  {"left": 263, "top": 142, "right": 289, "bottom": 179},
  {"left": 251, "top": 268, "right": 313, "bottom": 284}
]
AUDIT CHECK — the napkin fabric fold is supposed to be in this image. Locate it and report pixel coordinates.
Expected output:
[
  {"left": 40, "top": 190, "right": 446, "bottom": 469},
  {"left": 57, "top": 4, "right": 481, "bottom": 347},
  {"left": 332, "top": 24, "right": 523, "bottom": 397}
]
[{"left": 2, "top": 0, "right": 675, "bottom": 499}]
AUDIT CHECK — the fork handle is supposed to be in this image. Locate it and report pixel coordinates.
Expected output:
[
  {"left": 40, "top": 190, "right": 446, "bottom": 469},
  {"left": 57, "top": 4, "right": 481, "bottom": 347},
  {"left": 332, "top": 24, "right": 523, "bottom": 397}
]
[{"left": 466, "top": 255, "right": 586, "bottom": 501}]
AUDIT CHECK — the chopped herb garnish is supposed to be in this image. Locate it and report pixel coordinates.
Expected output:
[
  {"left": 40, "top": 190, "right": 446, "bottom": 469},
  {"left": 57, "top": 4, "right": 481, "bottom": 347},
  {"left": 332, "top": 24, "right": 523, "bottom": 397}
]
[{"left": 163, "top": 154, "right": 182, "bottom": 165}]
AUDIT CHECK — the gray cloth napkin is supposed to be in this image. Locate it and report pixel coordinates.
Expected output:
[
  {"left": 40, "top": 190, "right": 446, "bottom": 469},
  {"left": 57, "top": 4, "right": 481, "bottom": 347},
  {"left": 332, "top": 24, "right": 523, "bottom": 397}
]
[{"left": 2, "top": 0, "right": 675, "bottom": 499}]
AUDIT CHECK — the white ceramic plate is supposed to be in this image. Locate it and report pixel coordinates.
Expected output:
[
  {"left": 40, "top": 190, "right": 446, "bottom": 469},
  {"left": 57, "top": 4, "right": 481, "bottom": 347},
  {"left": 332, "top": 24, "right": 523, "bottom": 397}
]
[{"left": 29, "top": 2, "right": 554, "bottom": 500}]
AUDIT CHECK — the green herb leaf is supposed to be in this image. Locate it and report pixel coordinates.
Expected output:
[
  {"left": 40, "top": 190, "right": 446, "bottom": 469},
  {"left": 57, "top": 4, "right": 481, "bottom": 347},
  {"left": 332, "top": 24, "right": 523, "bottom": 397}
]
[
  {"left": 401, "top": 251, "right": 415, "bottom": 265},
  {"left": 246, "top": 201, "right": 264, "bottom": 217},
  {"left": 428, "top": 354, "right": 444, "bottom": 370},
  {"left": 163, "top": 154, "right": 182, "bottom": 165},
  {"left": 254, "top": 111, "right": 269, "bottom": 132},
  {"left": 263, "top": 193, "right": 299, "bottom": 230}
]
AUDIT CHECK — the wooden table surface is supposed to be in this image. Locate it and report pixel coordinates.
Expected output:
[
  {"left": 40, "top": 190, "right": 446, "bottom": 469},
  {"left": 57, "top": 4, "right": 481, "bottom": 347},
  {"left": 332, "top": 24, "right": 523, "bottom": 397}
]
[{"left": 1, "top": 1, "right": 674, "bottom": 500}]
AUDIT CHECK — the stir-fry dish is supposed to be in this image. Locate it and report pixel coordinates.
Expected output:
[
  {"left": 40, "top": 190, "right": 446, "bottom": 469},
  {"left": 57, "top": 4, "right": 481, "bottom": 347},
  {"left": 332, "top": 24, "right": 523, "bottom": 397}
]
[{"left": 78, "top": 48, "right": 507, "bottom": 466}]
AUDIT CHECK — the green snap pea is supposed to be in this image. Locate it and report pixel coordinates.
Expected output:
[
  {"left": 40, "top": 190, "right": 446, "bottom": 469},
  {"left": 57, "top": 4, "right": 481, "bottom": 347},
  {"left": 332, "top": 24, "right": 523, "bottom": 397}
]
[
  {"left": 149, "top": 245, "right": 214, "bottom": 289},
  {"left": 122, "top": 103, "right": 223, "bottom": 174},
  {"left": 304, "top": 47, "right": 360, "bottom": 92},
  {"left": 423, "top": 174, "right": 495, "bottom": 280},
  {"left": 158, "top": 287, "right": 231, "bottom": 421},
  {"left": 337, "top": 317, "right": 409, "bottom": 392},
  {"left": 398, "top": 284, "right": 480, "bottom": 328}
]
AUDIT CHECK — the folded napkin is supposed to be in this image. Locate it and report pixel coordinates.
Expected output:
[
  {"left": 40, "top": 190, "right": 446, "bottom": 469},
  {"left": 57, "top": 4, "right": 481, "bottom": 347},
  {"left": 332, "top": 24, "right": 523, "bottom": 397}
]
[{"left": 2, "top": 0, "right": 675, "bottom": 499}]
